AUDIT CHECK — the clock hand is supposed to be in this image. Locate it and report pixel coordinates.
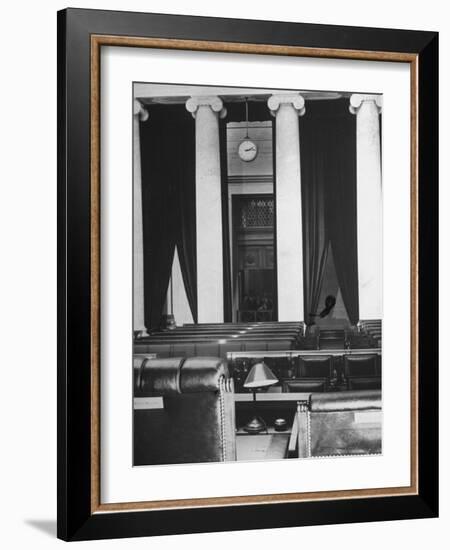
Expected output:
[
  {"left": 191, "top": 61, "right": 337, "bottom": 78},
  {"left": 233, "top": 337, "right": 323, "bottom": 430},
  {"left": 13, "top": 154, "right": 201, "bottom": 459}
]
[{"left": 245, "top": 146, "right": 256, "bottom": 152}]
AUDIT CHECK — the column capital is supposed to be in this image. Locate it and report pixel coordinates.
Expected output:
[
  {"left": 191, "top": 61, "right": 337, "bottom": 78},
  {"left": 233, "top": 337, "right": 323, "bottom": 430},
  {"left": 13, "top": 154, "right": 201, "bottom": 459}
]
[
  {"left": 268, "top": 93, "right": 305, "bottom": 117},
  {"left": 349, "top": 94, "right": 382, "bottom": 115},
  {"left": 185, "top": 95, "right": 227, "bottom": 119},
  {"left": 133, "top": 99, "right": 149, "bottom": 122}
]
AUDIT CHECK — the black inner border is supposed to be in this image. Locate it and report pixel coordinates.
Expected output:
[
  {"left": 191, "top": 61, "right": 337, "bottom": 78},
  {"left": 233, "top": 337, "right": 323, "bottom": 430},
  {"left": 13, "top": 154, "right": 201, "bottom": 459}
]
[{"left": 57, "top": 8, "right": 438, "bottom": 541}]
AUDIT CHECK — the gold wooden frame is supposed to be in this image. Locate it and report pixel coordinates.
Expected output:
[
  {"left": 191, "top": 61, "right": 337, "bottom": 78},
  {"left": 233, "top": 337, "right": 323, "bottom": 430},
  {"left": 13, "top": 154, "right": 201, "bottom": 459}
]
[{"left": 89, "top": 35, "right": 419, "bottom": 514}]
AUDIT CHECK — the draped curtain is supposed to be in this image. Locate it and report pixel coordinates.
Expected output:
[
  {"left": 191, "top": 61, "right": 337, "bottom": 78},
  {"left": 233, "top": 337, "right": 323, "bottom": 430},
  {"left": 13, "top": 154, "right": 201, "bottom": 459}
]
[
  {"left": 139, "top": 104, "right": 197, "bottom": 330},
  {"left": 323, "top": 103, "right": 359, "bottom": 324},
  {"left": 300, "top": 99, "right": 359, "bottom": 325},
  {"left": 219, "top": 118, "right": 232, "bottom": 322},
  {"left": 300, "top": 115, "right": 330, "bottom": 325}
]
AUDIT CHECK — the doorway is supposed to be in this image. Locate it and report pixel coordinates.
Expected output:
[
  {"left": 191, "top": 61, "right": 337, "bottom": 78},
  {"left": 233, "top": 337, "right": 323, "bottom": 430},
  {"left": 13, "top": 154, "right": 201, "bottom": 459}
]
[{"left": 232, "top": 195, "right": 277, "bottom": 322}]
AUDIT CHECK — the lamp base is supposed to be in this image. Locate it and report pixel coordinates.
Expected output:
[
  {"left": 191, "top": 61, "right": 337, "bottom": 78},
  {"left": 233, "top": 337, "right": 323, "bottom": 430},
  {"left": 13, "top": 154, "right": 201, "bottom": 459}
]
[{"left": 243, "top": 416, "right": 268, "bottom": 434}]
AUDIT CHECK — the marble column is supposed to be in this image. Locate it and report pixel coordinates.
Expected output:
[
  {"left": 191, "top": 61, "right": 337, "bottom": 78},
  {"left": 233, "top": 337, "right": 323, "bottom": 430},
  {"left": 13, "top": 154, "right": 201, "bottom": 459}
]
[
  {"left": 186, "top": 96, "right": 227, "bottom": 323},
  {"left": 133, "top": 99, "right": 149, "bottom": 336},
  {"left": 350, "top": 94, "right": 383, "bottom": 320},
  {"left": 268, "top": 93, "right": 305, "bottom": 322}
]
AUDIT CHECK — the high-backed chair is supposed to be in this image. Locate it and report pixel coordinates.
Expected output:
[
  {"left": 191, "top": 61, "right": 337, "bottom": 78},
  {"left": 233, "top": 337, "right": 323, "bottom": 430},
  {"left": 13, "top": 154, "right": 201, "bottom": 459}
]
[
  {"left": 344, "top": 354, "right": 378, "bottom": 377},
  {"left": 344, "top": 354, "right": 381, "bottom": 390},
  {"left": 290, "top": 390, "right": 382, "bottom": 457},
  {"left": 298, "top": 355, "right": 333, "bottom": 378},
  {"left": 134, "top": 356, "right": 236, "bottom": 465}
]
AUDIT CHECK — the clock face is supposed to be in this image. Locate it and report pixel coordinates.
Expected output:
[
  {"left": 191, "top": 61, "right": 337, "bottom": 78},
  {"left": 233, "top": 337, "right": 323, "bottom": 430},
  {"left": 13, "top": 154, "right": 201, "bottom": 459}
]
[{"left": 238, "top": 140, "right": 258, "bottom": 162}]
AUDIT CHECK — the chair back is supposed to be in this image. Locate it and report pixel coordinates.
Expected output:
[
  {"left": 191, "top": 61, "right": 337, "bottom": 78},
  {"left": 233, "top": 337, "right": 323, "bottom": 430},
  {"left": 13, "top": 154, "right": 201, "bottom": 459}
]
[
  {"left": 134, "top": 356, "right": 236, "bottom": 465},
  {"left": 298, "top": 355, "right": 333, "bottom": 378},
  {"left": 344, "top": 354, "right": 379, "bottom": 377},
  {"left": 293, "top": 390, "right": 382, "bottom": 458}
]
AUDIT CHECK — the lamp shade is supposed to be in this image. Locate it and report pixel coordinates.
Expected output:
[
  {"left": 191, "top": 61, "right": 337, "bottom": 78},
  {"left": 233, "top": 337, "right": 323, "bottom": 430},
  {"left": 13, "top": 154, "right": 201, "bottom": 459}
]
[{"left": 243, "top": 362, "right": 278, "bottom": 389}]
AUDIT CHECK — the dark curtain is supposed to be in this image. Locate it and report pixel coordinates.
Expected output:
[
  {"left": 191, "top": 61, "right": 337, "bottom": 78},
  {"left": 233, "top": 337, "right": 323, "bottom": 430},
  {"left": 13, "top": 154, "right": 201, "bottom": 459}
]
[
  {"left": 220, "top": 118, "right": 232, "bottom": 321},
  {"left": 139, "top": 105, "right": 197, "bottom": 330},
  {"left": 300, "top": 99, "right": 359, "bottom": 325},
  {"left": 175, "top": 118, "right": 198, "bottom": 325},
  {"left": 299, "top": 115, "right": 330, "bottom": 324},
  {"left": 323, "top": 102, "right": 359, "bottom": 324}
]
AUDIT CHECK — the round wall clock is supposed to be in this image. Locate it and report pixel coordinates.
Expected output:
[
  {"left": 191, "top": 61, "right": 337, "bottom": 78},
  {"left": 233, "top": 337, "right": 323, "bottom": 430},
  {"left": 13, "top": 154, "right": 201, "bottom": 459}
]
[{"left": 238, "top": 139, "right": 258, "bottom": 162}]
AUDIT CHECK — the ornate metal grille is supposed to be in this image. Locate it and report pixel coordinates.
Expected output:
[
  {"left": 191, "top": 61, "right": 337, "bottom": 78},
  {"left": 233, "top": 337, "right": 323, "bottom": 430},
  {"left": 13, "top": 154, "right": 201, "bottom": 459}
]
[{"left": 239, "top": 197, "right": 274, "bottom": 228}]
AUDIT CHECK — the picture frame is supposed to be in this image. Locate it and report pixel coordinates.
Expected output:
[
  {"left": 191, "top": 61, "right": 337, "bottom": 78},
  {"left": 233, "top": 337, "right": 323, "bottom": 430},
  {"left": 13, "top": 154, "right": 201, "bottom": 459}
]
[{"left": 57, "top": 7, "right": 438, "bottom": 541}]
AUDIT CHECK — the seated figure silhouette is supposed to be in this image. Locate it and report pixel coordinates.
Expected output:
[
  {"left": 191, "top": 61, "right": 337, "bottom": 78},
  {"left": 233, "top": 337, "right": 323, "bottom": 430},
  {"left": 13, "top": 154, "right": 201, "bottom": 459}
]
[
  {"left": 308, "top": 295, "right": 337, "bottom": 325},
  {"left": 319, "top": 295, "right": 336, "bottom": 318}
]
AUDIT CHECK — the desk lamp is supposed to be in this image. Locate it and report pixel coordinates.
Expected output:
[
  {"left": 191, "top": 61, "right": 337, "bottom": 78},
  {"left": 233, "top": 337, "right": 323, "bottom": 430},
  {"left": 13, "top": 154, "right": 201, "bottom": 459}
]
[{"left": 243, "top": 361, "right": 278, "bottom": 433}]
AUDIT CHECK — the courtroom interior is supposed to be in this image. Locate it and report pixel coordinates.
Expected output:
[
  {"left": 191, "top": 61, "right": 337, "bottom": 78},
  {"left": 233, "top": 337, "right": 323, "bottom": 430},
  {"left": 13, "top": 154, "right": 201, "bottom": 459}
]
[{"left": 132, "top": 83, "right": 383, "bottom": 466}]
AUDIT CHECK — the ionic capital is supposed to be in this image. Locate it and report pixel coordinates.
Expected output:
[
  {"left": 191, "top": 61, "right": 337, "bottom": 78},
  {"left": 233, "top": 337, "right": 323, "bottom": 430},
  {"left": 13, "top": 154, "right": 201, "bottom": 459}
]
[
  {"left": 133, "top": 99, "right": 149, "bottom": 122},
  {"left": 268, "top": 93, "right": 305, "bottom": 117},
  {"left": 349, "top": 94, "right": 382, "bottom": 115},
  {"left": 185, "top": 96, "right": 227, "bottom": 119}
]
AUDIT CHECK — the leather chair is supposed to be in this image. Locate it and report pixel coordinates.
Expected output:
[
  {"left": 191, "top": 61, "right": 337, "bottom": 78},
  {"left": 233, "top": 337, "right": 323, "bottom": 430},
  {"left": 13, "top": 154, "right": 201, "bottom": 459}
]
[
  {"left": 347, "top": 376, "right": 382, "bottom": 390},
  {"left": 134, "top": 356, "right": 236, "bottom": 465},
  {"left": 291, "top": 390, "right": 382, "bottom": 457},
  {"left": 344, "top": 354, "right": 378, "bottom": 377},
  {"left": 298, "top": 355, "right": 333, "bottom": 378}
]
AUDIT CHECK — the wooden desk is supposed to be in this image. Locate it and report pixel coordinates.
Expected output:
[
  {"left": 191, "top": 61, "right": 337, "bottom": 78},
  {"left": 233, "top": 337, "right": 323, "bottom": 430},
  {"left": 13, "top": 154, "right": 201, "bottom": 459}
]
[
  {"left": 236, "top": 429, "right": 291, "bottom": 461},
  {"left": 135, "top": 392, "right": 311, "bottom": 409}
]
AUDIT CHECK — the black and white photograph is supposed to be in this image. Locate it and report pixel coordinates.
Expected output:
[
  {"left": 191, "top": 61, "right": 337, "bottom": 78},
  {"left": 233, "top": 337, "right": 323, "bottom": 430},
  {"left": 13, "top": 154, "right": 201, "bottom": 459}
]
[
  {"left": 132, "top": 82, "right": 383, "bottom": 466},
  {"left": 0, "top": 0, "right": 443, "bottom": 546}
]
